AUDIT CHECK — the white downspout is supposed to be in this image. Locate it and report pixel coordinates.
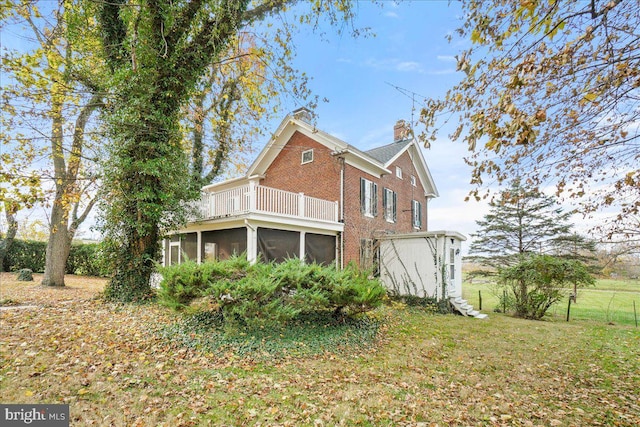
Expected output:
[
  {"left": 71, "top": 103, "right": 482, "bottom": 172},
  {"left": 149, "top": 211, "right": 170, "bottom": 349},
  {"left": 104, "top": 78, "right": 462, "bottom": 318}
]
[{"left": 339, "top": 155, "right": 345, "bottom": 269}]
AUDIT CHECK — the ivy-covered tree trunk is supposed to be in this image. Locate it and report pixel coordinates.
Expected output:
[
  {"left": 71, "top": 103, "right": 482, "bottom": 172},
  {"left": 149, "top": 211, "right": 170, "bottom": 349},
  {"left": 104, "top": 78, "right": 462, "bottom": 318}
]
[
  {"left": 102, "top": 94, "right": 189, "bottom": 301},
  {"left": 98, "top": 0, "right": 251, "bottom": 302},
  {"left": 96, "top": 0, "right": 359, "bottom": 302}
]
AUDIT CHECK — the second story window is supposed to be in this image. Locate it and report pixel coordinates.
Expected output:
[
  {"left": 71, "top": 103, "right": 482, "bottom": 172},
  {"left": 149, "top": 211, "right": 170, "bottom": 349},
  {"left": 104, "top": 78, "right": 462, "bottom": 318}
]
[
  {"left": 411, "top": 175, "right": 417, "bottom": 187},
  {"left": 412, "top": 199, "right": 422, "bottom": 229},
  {"left": 301, "top": 149, "right": 314, "bottom": 164},
  {"left": 383, "top": 188, "right": 397, "bottom": 223},
  {"left": 396, "top": 166, "right": 403, "bottom": 179},
  {"left": 360, "top": 177, "right": 378, "bottom": 217}
]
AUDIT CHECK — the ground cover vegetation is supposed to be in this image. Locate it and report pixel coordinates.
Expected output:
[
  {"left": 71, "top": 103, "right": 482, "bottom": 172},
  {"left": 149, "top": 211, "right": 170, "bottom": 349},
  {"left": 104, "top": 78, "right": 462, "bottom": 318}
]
[{"left": 1, "top": 274, "right": 638, "bottom": 426}]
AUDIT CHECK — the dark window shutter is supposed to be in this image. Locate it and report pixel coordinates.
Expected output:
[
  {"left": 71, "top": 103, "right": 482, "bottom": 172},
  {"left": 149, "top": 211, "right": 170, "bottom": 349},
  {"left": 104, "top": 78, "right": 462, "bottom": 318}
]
[
  {"left": 393, "top": 191, "right": 397, "bottom": 222},
  {"left": 382, "top": 187, "right": 388, "bottom": 212},
  {"left": 360, "top": 178, "right": 366, "bottom": 214},
  {"left": 372, "top": 183, "right": 378, "bottom": 216}
]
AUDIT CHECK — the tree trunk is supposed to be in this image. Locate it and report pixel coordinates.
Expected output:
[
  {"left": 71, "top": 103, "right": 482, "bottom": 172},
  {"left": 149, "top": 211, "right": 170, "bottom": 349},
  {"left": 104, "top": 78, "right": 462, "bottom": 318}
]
[
  {"left": 41, "top": 91, "right": 102, "bottom": 287},
  {"left": 104, "top": 196, "right": 160, "bottom": 302},
  {"left": 41, "top": 202, "right": 72, "bottom": 287},
  {"left": 0, "top": 204, "right": 19, "bottom": 272}
]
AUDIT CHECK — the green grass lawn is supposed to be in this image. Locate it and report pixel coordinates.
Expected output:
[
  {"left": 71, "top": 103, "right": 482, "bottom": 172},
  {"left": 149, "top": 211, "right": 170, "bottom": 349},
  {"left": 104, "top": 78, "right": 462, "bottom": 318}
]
[{"left": 463, "top": 278, "right": 640, "bottom": 326}]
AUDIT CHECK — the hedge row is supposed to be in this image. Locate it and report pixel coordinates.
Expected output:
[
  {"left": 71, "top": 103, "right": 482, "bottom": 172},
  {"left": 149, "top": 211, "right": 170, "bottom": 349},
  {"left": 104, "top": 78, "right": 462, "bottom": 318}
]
[{"left": 2, "top": 239, "right": 109, "bottom": 277}]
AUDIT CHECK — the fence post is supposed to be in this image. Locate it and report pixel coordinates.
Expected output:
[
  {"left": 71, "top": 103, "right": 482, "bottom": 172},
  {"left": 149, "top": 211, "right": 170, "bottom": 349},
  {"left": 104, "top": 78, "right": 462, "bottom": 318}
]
[
  {"left": 503, "top": 289, "right": 507, "bottom": 314},
  {"left": 566, "top": 296, "right": 572, "bottom": 322},
  {"left": 634, "top": 300, "right": 638, "bottom": 328},
  {"left": 478, "top": 290, "right": 482, "bottom": 311}
]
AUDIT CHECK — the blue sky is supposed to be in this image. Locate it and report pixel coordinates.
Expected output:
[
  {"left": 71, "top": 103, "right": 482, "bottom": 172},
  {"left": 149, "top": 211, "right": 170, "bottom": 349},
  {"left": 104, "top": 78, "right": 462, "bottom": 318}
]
[
  {"left": 270, "top": 1, "right": 489, "bottom": 241},
  {"left": 2, "top": 1, "right": 602, "bottom": 245},
  {"left": 1, "top": 0, "right": 489, "bottom": 243}
]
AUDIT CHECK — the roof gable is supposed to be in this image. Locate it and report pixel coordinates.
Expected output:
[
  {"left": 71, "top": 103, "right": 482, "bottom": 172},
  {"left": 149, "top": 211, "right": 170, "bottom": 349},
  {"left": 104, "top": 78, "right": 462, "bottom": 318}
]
[
  {"left": 248, "top": 115, "right": 389, "bottom": 178},
  {"left": 245, "top": 113, "right": 438, "bottom": 198}
]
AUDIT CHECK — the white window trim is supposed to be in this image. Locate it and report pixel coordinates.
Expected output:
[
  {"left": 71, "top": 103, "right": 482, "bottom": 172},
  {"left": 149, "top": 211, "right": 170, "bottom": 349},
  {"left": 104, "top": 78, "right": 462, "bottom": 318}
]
[
  {"left": 412, "top": 199, "right": 422, "bottom": 229},
  {"left": 411, "top": 175, "right": 417, "bottom": 187},
  {"left": 301, "top": 149, "right": 314, "bottom": 164},
  {"left": 383, "top": 188, "right": 397, "bottom": 223},
  {"left": 449, "top": 248, "right": 456, "bottom": 281},
  {"left": 396, "top": 166, "right": 403, "bottom": 179},
  {"left": 360, "top": 178, "right": 378, "bottom": 218}
]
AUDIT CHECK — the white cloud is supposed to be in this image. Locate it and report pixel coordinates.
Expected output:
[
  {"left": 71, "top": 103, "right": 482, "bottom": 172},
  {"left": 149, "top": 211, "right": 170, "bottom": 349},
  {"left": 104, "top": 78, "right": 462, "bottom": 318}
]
[
  {"left": 384, "top": 11, "right": 399, "bottom": 19},
  {"left": 396, "top": 61, "right": 423, "bottom": 73},
  {"left": 358, "top": 123, "right": 395, "bottom": 149},
  {"left": 436, "top": 55, "right": 456, "bottom": 62},
  {"left": 426, "top": 68, "right": 456, "bottom": 75},
  {"left": 360, "top": 57, "right": 425, "bottom": 74}
]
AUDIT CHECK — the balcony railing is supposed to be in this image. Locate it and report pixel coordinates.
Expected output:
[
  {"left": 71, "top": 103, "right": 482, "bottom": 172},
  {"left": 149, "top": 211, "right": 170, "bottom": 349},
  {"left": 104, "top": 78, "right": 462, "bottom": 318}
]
[{"left": 196, "top": 184, "right": 339, "bottom": 223}]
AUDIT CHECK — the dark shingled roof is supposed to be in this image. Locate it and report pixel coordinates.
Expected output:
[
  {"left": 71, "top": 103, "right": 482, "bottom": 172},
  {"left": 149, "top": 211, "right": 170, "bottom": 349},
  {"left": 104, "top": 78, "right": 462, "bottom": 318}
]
[{"left": 364, "top": 139, "right": 412, "bottom": 164}]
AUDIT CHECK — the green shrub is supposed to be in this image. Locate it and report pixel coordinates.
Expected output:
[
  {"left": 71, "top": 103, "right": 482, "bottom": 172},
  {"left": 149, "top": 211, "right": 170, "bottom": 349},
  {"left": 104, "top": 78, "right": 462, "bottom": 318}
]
[
  {"left": 67, "top": 243, "right": 110, "bottom": 276},
  {"left": 16, "top": 268, "right": 34, "bottom": 281},
  {"left": 158, "top": 257, "right": 386, "bottom": 327},
  {"left": 4, "top": 240, "right": 46, "bottom": 272},
  {"left": 3, "top": 239, "right": 110, "bottom": 277},
  {"left": 498, "top": 254, "right": 595, "bottom": 320}
]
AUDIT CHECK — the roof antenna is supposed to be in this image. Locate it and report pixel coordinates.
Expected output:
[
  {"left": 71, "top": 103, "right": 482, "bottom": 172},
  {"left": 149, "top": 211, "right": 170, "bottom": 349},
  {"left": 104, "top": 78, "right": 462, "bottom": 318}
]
[{"left": 385, "top": 82, "right": 429, "bottom": 137}]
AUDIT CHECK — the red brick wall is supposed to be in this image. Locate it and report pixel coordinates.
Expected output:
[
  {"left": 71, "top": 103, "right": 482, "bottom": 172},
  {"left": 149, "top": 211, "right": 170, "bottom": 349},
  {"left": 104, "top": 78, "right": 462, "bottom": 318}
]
[
  {"left": 260, "top": 131, "right": 341, "bottom": 203},
  {"left": 342, "top": 151, "right": 429, "bottom": 266},
  {"left": 261, "top": 132, "right": 429, "bottom": 267}
]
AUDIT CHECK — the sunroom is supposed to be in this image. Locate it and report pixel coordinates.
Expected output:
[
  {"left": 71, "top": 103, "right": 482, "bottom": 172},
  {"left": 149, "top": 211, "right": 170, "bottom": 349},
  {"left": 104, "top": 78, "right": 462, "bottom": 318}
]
[{"left": 162, "top": 177, "right": 343, "bottom": 267}]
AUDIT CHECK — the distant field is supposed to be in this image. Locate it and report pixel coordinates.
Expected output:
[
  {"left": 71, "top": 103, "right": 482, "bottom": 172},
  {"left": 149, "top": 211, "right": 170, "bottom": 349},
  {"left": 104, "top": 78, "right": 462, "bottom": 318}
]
[{"left": 463, "top": 278, "right": 640, "bottom": 326}]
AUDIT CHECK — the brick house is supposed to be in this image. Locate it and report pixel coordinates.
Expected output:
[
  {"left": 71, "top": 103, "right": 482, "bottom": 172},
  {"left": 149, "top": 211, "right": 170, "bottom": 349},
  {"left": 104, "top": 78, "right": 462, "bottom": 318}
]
[{"left": 163, "top": 109, "right": 482, "bottom": 315}]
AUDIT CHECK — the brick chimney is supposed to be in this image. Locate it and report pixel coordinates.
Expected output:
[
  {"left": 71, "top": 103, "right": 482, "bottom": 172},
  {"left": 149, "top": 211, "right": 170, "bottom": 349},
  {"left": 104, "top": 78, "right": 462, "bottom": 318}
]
[
  {"left": 394, "top": 119, "right": 408, "bottom": 142},
  {"left": 292, "top": 107, "right": 312, "bottom": 123}
]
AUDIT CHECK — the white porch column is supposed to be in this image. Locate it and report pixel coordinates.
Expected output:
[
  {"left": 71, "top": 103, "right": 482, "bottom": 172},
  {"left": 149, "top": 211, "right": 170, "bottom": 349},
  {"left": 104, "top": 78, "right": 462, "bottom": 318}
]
[
  {"left": 245, "top": 221, "right": 257, "bottom": 264},
  {"left": 300, "top": 231, "right": 306, "bottom": 262},
  {"left": 196, "top": 231, "right": 202, "bottom": 264}
]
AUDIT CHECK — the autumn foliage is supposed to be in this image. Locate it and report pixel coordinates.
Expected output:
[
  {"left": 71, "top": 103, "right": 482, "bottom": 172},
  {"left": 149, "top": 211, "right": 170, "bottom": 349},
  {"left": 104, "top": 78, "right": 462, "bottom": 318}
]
[{"left": 421, "top": 0, "right": 640, "bottom": 237}]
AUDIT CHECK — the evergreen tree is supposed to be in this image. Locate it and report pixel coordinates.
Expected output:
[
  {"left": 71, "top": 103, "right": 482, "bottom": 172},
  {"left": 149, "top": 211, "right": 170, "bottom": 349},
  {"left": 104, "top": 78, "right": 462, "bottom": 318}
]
[{"left": 469, "top": 179, "right": 589, "bottom": 269}]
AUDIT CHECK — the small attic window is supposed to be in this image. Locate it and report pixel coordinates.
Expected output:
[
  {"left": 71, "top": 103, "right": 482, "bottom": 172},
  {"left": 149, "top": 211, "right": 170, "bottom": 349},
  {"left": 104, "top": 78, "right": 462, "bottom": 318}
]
[
  {"left": 302, "top": 149, "right": 314, "bottom": 164},
  {"left": 411, "top": 175, "right": 416, "bottom": 186},
  {"left": 395, "top": 166, "right": 403, "bottom": 179}
]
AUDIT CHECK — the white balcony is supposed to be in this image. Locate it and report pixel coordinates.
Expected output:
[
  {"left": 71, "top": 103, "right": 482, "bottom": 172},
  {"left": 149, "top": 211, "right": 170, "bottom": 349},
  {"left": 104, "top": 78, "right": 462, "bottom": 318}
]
[{"left": 195, "top": 183, "right": 339, "bottom": 223}]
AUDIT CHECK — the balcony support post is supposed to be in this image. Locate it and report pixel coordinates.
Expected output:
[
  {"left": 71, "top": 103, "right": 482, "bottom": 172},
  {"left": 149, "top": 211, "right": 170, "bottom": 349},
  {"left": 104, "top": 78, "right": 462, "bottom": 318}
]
[
  {"left": 299, "top": 192, "right": 305, "bottom": 218},
  {"left": 248, "top": 181, "right": 257, "bottom": 212}
]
